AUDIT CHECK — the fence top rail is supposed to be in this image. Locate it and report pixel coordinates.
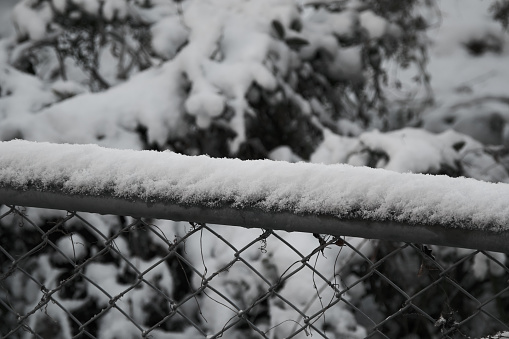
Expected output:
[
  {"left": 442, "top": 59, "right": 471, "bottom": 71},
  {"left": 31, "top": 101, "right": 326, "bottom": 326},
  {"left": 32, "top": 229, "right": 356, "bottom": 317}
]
[{"left": 1, "top": 140, "right": 509, "bottom": 252}]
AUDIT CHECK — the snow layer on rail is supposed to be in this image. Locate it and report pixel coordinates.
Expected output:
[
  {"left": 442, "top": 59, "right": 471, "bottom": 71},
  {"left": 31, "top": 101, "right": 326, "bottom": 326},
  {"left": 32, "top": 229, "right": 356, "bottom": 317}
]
[{"left": 1, "top": 139, "right": 509, "bottom": 232}]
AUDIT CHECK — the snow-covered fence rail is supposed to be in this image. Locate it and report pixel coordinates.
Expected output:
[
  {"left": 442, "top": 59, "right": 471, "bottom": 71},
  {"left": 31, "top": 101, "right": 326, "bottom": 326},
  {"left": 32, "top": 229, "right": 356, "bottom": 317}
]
[
  {"left": 0, "top": 140, "right": 509, "bottom": 338},
  {"left": 1, "top": 140, "right": 509, "bottom": 252}
]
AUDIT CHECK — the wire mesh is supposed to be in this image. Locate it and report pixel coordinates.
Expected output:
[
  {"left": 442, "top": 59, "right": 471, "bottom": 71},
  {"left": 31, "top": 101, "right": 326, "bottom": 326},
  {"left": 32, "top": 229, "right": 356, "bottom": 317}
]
[{"left": 1, "top": 204, "right": 508, "bottom": 339}]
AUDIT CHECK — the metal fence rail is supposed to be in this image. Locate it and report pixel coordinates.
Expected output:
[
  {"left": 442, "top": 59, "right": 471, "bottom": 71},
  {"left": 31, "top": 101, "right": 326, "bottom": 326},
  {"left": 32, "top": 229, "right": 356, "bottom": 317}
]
[{"left": 1, "top": 203, "right": 508, "bottom": 339}]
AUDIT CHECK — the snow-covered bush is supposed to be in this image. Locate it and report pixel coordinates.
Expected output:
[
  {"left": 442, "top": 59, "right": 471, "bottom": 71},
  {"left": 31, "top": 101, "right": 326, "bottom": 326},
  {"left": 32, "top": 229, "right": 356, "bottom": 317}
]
[{"left": 0, "top": 0, "right": 434, "bottom": 156}]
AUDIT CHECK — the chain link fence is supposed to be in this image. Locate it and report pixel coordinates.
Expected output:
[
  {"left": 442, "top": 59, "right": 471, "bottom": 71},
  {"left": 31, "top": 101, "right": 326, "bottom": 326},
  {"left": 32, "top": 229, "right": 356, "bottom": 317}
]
[{"left": 1, "top": 202, "right": 508, "bottom": 339}]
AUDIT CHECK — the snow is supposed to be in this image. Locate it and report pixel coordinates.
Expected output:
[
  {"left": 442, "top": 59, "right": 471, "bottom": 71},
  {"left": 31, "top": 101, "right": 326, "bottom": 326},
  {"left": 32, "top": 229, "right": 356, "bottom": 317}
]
[
  {"left": 0, "top": 61, "right": 186, "bottom": 149},
  {"left": 403, "top": 1, "right": 509, "bottom": 147},
  {"left": 71, "top": 0, "right": 101, "bottom": 16},
  {"left": 52, "top": 0, "right": 67, "bottom": 13},
  {"left": 51, "top": 80, "right": 88, "bottom": 100},
  {"left": 178, "top": 222, "right": 372, "bottom": 338},
  {"left": 358, "top": 128, "right": 459, "bottom": 173},
  {"left": 310, "top": 129, "right": 359, "bottom": 164},
  {"left": 311, "top": 127, "right": 509, "bottom": 183},
  {"left": 299, "top": 9, "right": 366, "bottom": 83},
  {"left": 326, "top": 45, "right": 364, "bottom": 83},
  {"left": 2, "top": 139, "right": 509, "bottom": 232},
  {"left": 0, "top": 0, "right": 16, "bottom": 38},
  {"left": 150, "top": 16, "right": 189, "bottom": 60},
  {"left": 1, "top": 0, "right": 316, "bottom": 152},
  {"left": 11, "top": 0, "right": 54, "bottom": 41},
  {"left": 184, "top": 87, "right": 225, "bottom": 129},
  {"left": 480, "top": 332, "right": 509, "bottom": 339},
  {"left": 26, "top": 301, "right": 73, "bottom": 339},
  {"left": 2, "top": 0, "right": 508, "bottom": 158},
  {"left": 85, "top": 255, "right": 173, "bottom": 323},
  {"left": 359, "top": 10, "right": 388, "bottom": 40},
  {"left": 102, "top": 0, "right": 129, "bottom": 21},
  {"left": 269, "top": 145, "right": 303, "bottom": 162},
  {"left": 0, "top": 0, "right": 410, "bottom": 152},
  {"left": 0, "top": 54, "right": 57, "bottom": 121},
  {"left": 423, "top": 98, "right": 509, "bottom": 146},
  {"left": 54, "top": 233, "right": 87, "bottom": 264}
]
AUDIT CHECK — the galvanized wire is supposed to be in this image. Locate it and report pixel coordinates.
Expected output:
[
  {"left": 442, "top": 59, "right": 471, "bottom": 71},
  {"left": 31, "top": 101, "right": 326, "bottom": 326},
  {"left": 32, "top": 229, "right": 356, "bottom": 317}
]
[{"left": 1, "top": 204, "right": 508, "bottom": 339}]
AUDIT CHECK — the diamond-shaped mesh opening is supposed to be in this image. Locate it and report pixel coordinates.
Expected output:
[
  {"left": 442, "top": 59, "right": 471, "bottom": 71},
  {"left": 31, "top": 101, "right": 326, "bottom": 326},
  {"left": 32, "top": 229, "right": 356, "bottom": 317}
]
[
  {"left": 1, "top": 205, "right": 509, "bottom": 339},
  {"left": 348, "top": 241, "right": 509, "bottom": 339}
]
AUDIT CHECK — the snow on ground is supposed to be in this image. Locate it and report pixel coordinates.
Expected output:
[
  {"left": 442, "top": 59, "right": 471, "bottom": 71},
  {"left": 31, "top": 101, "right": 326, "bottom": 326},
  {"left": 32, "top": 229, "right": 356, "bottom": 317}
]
[{"left": 2, "top": 139, "right": 509, "bottom": 232}]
